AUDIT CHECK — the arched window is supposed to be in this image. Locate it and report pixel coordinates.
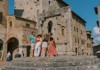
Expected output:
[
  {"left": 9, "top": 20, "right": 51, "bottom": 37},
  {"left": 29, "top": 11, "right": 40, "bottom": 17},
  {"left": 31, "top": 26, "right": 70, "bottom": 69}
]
[{"left": 48, "top": 21, "right": 53, "bottom": 33}]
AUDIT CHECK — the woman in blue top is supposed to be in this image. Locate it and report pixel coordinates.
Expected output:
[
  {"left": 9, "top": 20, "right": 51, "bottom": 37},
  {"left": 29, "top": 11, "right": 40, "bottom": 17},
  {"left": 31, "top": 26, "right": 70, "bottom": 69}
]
[{"left": 29, "top": 31, "right": 36, "bottom": 57}]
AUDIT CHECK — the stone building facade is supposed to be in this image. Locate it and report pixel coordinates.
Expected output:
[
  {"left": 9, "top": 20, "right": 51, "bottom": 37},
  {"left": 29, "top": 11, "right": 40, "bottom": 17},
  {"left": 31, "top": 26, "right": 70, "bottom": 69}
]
[
  {"left": 14, "top": 0, "right": 70, "bottom": 55},
  {"left": 94, "top": 6, "right": 100, "bottom": 55},
  {"left": 95, "top": 6, "right": 100, "bottom": 27},
  {"left": 71, "top": 12, "right": 87, "bottom": 55},
  {"left": 0, "top": 0, "right": 8, "bottom": 60},
  {"left": 0, "top": 0, "right": 37, "bottom": 60},
  {"left": 86, "top": 31, "right": 93, "bottom": 56},
  {"left": 5, "top": 15, "right": 36, "bottom": 59},
  {"left": 0, "top": 0, "right": 94, "bottom": 60},
  {"left": 14, "top": 0, "right": 92, "bottom": 56},
  {"left": 93, "top": 44, "right": 100, "bottom": 55}
]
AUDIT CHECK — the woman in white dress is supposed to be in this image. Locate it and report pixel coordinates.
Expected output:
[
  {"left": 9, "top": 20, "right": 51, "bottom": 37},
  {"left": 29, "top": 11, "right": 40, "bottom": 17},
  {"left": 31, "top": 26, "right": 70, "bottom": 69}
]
[{"left": 34, "top": 35, "right": 42, "bottom": 57}]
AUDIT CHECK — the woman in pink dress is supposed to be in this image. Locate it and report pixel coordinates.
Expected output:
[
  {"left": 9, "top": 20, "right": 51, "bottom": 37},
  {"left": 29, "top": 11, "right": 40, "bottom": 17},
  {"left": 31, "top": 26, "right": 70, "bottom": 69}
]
[{"left": 48, "top": 37, "right": 57, "bottom": 56}]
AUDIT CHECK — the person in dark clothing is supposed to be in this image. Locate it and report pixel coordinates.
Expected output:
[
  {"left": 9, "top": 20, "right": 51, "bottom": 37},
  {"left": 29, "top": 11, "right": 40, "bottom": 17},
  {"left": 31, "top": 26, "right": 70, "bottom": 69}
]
[{"left": 41, "top": 35, "right": 48, "bottom": 57}]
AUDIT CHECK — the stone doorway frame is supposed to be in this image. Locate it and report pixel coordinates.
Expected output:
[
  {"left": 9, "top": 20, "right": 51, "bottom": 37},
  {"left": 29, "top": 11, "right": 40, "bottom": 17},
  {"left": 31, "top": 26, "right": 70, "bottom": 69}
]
[
  {"left": 7, "top": 37, "right": 19, "bottom": 60},
  {"left": 0, "top": 39, "right": 3, "bottom": 60}
]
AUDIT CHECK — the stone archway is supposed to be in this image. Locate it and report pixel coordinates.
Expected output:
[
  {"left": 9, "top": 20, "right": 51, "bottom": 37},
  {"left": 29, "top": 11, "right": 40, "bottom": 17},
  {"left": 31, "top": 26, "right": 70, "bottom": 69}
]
[
  {"left": 7, "top": 37, "right": 19, "bottom": 60},
  {"left": 0, "top": 39, "right": 3, "bottom": 59},
  {"left": 0, "top": 39, "right": 3, "bottom": 51},
  {"left": 48, "top": 21, "right": 53, "bottom": 34}
]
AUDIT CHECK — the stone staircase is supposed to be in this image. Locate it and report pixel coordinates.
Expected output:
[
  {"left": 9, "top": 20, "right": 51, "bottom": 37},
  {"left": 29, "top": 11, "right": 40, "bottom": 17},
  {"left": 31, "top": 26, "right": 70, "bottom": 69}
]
[{"left": 1, "top": 56, "right": 100, "bottom": 70}]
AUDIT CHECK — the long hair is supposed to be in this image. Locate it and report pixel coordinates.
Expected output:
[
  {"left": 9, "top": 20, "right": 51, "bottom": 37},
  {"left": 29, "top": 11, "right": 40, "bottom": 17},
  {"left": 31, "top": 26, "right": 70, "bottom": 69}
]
[{"left": 50, "top": 37, "right": 53, "bottom": 41}]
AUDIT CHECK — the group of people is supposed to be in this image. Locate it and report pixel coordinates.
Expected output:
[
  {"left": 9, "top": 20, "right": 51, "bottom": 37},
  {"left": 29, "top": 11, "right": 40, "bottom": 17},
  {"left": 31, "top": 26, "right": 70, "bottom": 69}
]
[
  {"left": 6, "top": 31, "right": 57, "bottom": 61},
  {"left": 29, "top": 31, "right": 57, "bottom": 57}
]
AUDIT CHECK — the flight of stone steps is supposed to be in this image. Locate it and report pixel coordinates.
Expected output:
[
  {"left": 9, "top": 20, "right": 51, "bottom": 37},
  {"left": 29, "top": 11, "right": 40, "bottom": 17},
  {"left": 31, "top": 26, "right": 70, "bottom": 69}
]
[{"left": 1, "top": 56, "right": 100, "bottom": 70}]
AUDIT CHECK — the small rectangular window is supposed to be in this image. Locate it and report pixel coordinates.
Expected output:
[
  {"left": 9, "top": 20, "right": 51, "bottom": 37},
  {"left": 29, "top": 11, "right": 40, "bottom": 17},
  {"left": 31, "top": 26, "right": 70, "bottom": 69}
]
[
  {"left": 37, "top": 0, "right": 39, "bottom": 1},
  {"left": 26, "top": 23, "right": 30, "bottom": 28},
  {"left": 74, "top": 27, "right": 76, "bottom": 31},
  {"left": 77, "top": 28, "right": 78, "bottom": 32},
  {"left": 49, "top": 1, "right": 50, "bottom": 4},
  {"left": 27, "top": 2, "right": 28, "bottom": 4},
  {"left": 78, "top": 39, "right": 79, "bottom": 44},
  {"left": 10, "top": 21, "right": 12, "bottom": 27},
  {"left": 0, "top": 12, "right": 2, "bottom": 22},
  {"left": 49, "top": 1, "right": 51, "bottom": 6},
  {"left": 62, "top": 29, "right": 64, "bottom": 35}
]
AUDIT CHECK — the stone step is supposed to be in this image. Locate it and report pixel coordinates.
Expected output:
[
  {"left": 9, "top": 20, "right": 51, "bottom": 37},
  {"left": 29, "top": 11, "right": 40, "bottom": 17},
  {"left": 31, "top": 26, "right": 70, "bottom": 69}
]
[
  {"left": 9, "top": 60, "right": 100, "bottom": 67},
  {"left": 12, "top": 58, "right": 100, "bottom": 63},
  {"left": 2, "top": 65, "right": 100, "bottom": 70},
  {"left": 2, "top": 56, "right": 100, "bottom": 70},
  {"left": 13, "top": 56, "right": 98, "bottom": 62},
  {"left": 2, "top": 60, "right": 99, "bottom": 70}
]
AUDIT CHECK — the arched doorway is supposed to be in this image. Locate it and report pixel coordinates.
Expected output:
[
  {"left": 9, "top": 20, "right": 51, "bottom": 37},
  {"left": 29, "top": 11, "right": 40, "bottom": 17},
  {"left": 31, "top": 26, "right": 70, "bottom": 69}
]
[
  {"left": 0, "top": 39, "right": 3, "bottom": 51},
  {"left": 48, "top": 21, "right": 53, "bottom": 34},
  {"left": 7, "top": 37, "right": 19, "bottom": 60},
  {"left": 0, "top": 39, "right": 3, "bottom": 59}
]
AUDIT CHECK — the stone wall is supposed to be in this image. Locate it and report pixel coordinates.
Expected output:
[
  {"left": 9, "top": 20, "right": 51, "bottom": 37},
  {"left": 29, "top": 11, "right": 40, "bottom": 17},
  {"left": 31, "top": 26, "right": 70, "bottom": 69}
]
[
  {"left": 14, "top": 0, "right": 67, "bottom": 21},
  {"left": 37, "top": 5, "right": 92, "bottom": 55},
  {"left": 5, "top": 15, "right": 37, "bottom": 58},
  {"left": 0, "top": 0, "right": 93, "bottom": 58},
  {"left": 41, "top": 15, "right": 67, "bottom": 55},
  {"left": 37, "top": 7, "right": 69, "bottom": 55},
  {"left": 86, "top": 31, "right": 93, "bottom": 56},
  {"left": 6, "top": 15, "right": 36, "bottom": 42},
  {"left": 15, "top": 0, "right": 43, "bottom": 21},
  {"left": 41, "top": 0, "right": 66, "bottom": 12},
  {"left": 0, "top": 0, "right": 7, "bottom": 41},
  {"left": 0, "top": 0, "right": 8, "bottom": 27},
  {"left": 71, "top": 12, "right": 87, "bottom": 55},
  {"left": 0, "top": 0, "right": 7, "bottom": 60},
  {"left": 93, "top": 45, "right": 100, "bottom": 55}
]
